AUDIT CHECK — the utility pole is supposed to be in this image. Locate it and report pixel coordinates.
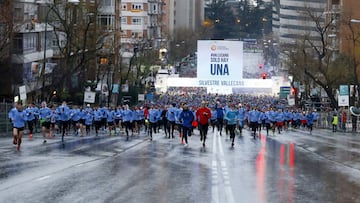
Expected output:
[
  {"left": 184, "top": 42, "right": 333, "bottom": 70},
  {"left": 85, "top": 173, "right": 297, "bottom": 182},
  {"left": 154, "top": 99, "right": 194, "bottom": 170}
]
[{"left": 113, "top": 0, "right": 121, "bottom": 105}]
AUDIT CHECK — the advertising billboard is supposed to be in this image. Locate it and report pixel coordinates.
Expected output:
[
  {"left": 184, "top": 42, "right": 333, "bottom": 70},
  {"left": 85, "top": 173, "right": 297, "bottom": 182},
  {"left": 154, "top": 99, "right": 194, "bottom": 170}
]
[{"left": 197, "top": 40, "right": 243, "bottom": 87}]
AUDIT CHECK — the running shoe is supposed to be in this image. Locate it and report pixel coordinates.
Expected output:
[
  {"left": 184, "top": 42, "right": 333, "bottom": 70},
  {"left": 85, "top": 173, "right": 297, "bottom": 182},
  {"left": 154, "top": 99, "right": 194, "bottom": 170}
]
[{"left": 13, "top": 137, "right": 17, "bottom": 145}]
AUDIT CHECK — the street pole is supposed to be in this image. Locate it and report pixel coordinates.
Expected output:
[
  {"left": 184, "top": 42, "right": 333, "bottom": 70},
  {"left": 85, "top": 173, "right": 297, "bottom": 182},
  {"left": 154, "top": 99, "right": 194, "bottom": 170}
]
[{"left": 40, "top": 10, "right": 48, "bottom": 102}]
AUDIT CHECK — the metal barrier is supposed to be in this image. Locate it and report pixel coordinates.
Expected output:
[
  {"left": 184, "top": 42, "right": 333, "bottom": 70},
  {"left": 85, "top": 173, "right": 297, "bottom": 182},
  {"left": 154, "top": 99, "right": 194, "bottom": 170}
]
[
  {"left": 0, "top": 103, "right": 14, "bottom": 137},
  {"left": 316, "top": 111, "right": 360, "bottom": 133}
]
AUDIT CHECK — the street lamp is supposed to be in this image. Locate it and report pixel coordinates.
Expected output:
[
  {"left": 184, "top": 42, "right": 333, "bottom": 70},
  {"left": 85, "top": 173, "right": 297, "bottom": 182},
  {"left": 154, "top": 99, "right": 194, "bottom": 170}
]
[{"left": 39, "top": 0, "right": 79, "bottom": 101}]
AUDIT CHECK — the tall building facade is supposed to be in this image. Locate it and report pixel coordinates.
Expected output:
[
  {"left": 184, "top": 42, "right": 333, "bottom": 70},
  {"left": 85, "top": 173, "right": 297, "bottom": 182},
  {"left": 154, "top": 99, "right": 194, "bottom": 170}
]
[
  {"left": 326, "top": 0, "right": 360, "bottom": 54},
  {"left": 325, "top": 0, "right": 360, "bottom": 74},
  {"left": 170, "top": 0, "right": 204, "bottom": 35},
  {"left": 273, "top": 0, "right": 327, "bottom": 44}
]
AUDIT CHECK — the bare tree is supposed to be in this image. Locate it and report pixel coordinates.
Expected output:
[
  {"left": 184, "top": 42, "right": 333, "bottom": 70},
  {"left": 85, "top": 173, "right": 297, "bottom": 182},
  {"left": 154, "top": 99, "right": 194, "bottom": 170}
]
[
  {"left": 45, "top": 1, "right": 99, "bottom": 101},
  {"left": 285, "top": 7, "right": 352, "bottom": 108},
  {"left": 0, "top": 0, "right": 15, "bottom": 98},
  {"left": 169, "top": 28, "right": 199, "bottom": 63}
]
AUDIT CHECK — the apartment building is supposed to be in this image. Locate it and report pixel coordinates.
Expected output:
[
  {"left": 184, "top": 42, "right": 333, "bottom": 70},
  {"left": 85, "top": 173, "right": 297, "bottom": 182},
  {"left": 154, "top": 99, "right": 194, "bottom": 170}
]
[
  {"left": 118, "top": 0, "right": 165, "bottom": 59},
  {"left": 11, "top": 0, "right": 55, "bottom": 97},
  {"left": 325, "top": 0, "right": 360, "bottom": 54},
  {"left": 273, "top": 0, "right": 327, "bottom": 44}
]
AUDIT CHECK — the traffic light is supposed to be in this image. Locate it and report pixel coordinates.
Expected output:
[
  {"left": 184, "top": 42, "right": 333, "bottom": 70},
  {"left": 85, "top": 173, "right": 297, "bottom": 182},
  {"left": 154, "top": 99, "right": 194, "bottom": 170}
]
[{"left": 261, "top": 72, "right": 267, "bottom": 79}]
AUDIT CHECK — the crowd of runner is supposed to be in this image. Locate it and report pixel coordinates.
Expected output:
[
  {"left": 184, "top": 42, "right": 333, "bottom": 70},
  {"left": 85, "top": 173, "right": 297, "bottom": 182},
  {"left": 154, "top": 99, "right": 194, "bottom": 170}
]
[{"left": 9, "top": 91, "right": 324, "bottom": 150}]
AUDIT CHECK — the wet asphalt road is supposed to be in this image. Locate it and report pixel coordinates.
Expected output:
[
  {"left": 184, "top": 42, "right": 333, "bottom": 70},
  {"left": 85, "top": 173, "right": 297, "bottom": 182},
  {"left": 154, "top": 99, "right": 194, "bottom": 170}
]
[{"left": 0, "top": 127, "right": 359, "bottom": 203}]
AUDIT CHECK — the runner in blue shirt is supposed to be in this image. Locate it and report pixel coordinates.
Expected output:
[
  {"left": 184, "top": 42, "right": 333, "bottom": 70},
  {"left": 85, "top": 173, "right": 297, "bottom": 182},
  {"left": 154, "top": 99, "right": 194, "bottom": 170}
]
[
  {"left": 9, "top": 101, "right": 27, "bottom": 150},
  {"left": 215, "top": 102, "right": 225, "bottom": 135},
  {"left": 107, "top": 106, "right": 116, "bottom": 136},
  {"left": 306, "top": 110, "right": 315, "bottom": 134},
  {"left": 178, "top": 103, "right": 194, "bottom": 147},
  {"left": 39, "top": 101, "right": 51, "bottom": 143},
  {"left": 224, "top": 104, "right": 238, "bottom": 147},
  {"left": 210, "top": 106, "right": 218, "bottom": 133},
  {"left": 56, "top": 101, "right": 71, "bottom": 143},
  {"left": 93, "top": 106, "right": 102, "bottom": 136},
  {"left": 84, "top": 110, "right": 93, "bottom": 136},
  {"left": 237, "top": 103, "right": 246, "bottom": 136},
  {"left": 283, "top": 109, "right": 293, "bottom": 130},
  {"left": 24, "top": 103, "right": 36, "bottom": 139},
  {"left": 276, "top": 109, "right": 285, "bottom": 134},
  {"left": 114, "top": 106, "right": 123, "bottom": 135},
  {"left": 122, "top": 105, "right": 133, "bottom": 140},
  {"left": 148, "top": 105, "right": 160, "bottom": 140},
  {"left": 166, "top": 103, "right": 177, "bottom": 138},
  {"left": 248, "top": 107, "right": 260, "bottom": 139},
  {"left": 70, "top": 105, "right": 81, "bottom": 136}
]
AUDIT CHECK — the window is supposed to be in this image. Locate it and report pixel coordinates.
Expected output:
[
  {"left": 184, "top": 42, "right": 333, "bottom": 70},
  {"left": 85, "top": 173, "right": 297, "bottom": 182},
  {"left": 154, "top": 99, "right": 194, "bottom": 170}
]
[
  {"left": 131, "top": 3, "right": 143, "bottom": 11},
  {"left": 121, "top": 17, "right": 127, "bottom": 25},
  {"left": 14, "top": 8, "right": 22, "bottom": 22},
  {"left": 52, "top": 39, "right": 65, "bottom": 47},
  {"left": 100, "top": 0, "right": 113, "bottom": 6},
  {"left": 23, "top": 33, "right": 37, "bottom": 52},
  {"left": 13, "top": 34, "right": 23, "bottom": 53},
  {"left": 131, "top": 32, "right": 143, "bottom": 38},
  {"left": 98, "top": 15, "right": 114, "bottom": 27},
  {"left": 131, "top": 17, "right": 142, "bottom": 25},
  {"left": 121, "top": 3, "right": 127, "bottom": 11}
]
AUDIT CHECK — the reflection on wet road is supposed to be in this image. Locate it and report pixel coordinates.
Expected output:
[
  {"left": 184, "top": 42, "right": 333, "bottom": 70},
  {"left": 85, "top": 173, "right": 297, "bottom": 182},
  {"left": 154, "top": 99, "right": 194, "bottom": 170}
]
[{"left": 0, "top": 128, "right": 359, "bottom": 202}]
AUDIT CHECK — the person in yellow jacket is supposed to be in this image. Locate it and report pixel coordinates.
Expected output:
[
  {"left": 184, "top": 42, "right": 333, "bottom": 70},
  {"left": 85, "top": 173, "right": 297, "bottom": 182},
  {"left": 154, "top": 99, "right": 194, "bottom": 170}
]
[{"left": 332, "top": 112, "right": 338, "bottom": 132}]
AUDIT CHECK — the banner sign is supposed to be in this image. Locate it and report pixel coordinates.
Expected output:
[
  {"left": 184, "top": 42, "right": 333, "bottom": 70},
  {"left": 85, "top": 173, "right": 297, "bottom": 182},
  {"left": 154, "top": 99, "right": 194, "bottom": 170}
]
[
  {"left": 197, "top": 40, "right": 243, "bottom": 87},
  {"left": 138, "top": 94, "right": 145, "bottom": 101},
  {"left": 84, "top": 91, "right": 96, "bottom": 103},
  {"left": 339, "top": 85, "right": 349, "bottom": 96},
  {"left": 19, "top": 85, "right": 27, "bottom": 100},
  {"left": 338, "top": 95, "right": 349, "bottom": 106}
]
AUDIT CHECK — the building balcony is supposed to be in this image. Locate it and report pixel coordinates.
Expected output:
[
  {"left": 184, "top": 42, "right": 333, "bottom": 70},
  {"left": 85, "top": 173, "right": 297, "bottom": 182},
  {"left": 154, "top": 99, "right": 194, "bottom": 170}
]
[
  {"left": 131, "top": 9, "right": 143, "bottom": 12},
  {"left": 98, "top": 6, "right": 116, "bottom": 14},
  {"left": 12, "top": 49, "right": 53, "bottom": 64}
]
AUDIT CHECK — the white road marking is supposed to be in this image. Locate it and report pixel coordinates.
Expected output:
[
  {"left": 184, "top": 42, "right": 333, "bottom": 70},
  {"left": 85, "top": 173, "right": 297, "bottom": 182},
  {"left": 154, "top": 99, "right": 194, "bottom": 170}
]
[
  {"left": 212, "top": 130, "right": 219, "bottom": 203},
  {"left": 218, "top": 133, "right": 235, "bottom": 203},
  {"left": 36, "top": 175, "right": 51, "bottom": 181}
]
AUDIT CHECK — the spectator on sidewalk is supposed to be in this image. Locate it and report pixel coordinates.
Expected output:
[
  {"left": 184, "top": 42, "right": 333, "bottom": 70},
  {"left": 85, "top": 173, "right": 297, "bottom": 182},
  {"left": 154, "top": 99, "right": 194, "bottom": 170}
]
[
  {"left": 351, "top": 114, "right": 357, "bottom": 132},
  {"left": 332, "top": 112, "right": 339, "bottom": 133},
  {"left": 341, "top": 110, "right": 347, "bottom": 132}
]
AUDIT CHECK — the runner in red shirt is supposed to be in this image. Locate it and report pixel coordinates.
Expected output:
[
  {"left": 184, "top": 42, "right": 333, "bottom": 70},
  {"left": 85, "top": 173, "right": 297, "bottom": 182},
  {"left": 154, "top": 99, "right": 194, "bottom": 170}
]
[{"left": 196, "top": 101, "right": 211, "bottom": 147}]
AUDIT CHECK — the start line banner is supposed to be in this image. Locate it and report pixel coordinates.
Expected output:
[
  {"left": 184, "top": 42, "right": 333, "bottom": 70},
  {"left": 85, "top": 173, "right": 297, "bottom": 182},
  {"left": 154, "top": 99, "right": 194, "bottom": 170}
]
[{"left": 197, "top": 40, "right": 243, "bottom": 86}]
